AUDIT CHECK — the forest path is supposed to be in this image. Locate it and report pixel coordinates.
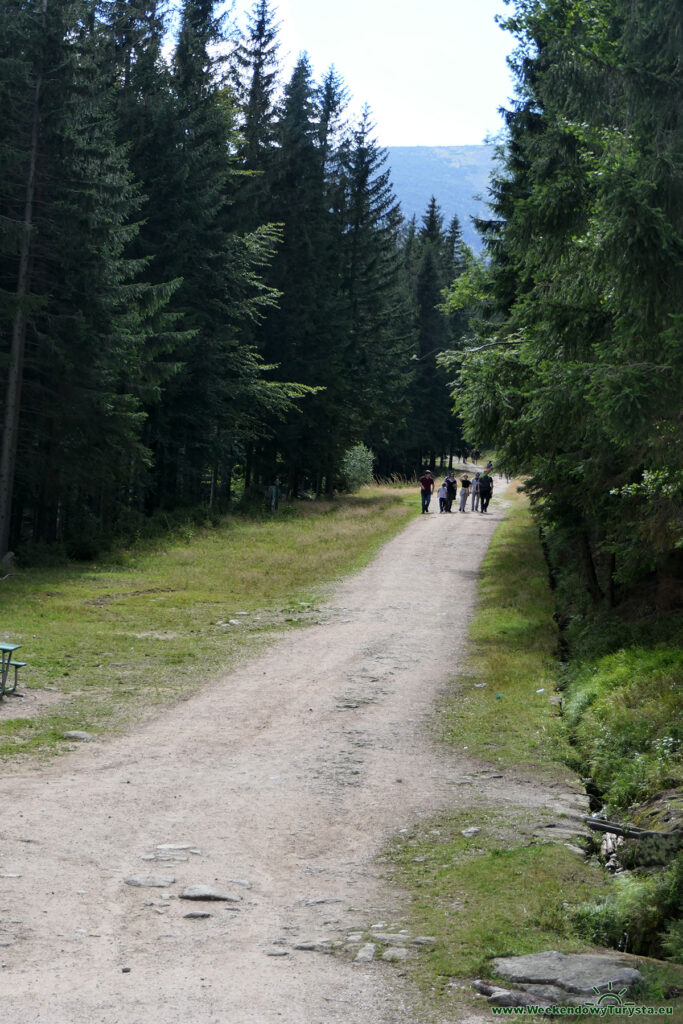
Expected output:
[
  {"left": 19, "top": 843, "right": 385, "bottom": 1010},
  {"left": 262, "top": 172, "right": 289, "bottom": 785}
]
[{"left": 1, "top": 488, "right": 583, "bottom": 1024}]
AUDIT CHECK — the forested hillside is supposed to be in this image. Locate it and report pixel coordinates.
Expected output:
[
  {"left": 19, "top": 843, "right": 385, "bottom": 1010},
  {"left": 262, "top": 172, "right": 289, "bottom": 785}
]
[
  {"left": 386, "top": 145, "right": 494, "bottom": 251},
  {"left": 0, "top": 0, "right": 473, "bottom": 559}
]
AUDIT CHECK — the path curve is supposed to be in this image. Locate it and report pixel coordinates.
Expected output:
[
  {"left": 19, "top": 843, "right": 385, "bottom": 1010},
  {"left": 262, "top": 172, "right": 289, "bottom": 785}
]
[{"left": 1, "top": 494, "right": 584, "bottom": 1024}]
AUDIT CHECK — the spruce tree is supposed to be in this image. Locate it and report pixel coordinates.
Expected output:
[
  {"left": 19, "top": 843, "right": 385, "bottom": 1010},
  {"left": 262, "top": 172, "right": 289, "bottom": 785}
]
[
  {"left": 336, "top": 107, "right": 414, "bottom": 475},
  {"left": 231, "top": 0, "right": 281, "bottom": 232},
  {"left": 131, "top": 0, "right": 301, "bottom": 507},
  {"left": 406, "top": 197, "right": 466, "bottom": 467},
  {"left": 452, "top": 0, "right": 683, "bottom": 602},
  {"left": 1, "top": 0, "right": 163, "bottom": 552}
]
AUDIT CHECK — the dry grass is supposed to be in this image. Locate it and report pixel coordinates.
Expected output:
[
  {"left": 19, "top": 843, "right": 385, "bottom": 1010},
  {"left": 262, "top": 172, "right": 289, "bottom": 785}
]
[{"left": 0, "top": 486, "right": 416, "bottom": 758}]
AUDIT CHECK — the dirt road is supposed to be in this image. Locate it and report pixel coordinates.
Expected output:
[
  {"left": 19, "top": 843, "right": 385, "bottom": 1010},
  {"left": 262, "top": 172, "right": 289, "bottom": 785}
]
[{"left": 0, "top": 494, "right": 585, "bottom": 1024}]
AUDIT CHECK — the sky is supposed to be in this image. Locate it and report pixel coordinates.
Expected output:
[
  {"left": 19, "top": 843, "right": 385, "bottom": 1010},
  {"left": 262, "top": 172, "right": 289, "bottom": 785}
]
[{"left": 229, "top": 0, "right": 518, "bottom": 147}]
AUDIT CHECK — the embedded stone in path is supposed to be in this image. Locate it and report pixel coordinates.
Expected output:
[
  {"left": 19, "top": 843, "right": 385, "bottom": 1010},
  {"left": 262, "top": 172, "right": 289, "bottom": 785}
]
[
  {"left": 479, "top": 950, "right": 645, "bottom": 1007},
  {"left": 494, "top": 951, "right": 643, "bottom": 994},
  {"left": 62, "top": 731, "right": 93, "bottom": 742},
  {"left": 124, "top": 875, "right": 175, "bottom": 888},
  {"left": 179, "top": 885, "right": 241, "bottom": 902},
  {"left": 354, "top": 943, "right": 376, "bottom": 964},
  {"left": 369, "top": 931, "right": 411, "bottom": 944},
  {"left": 382, "top": 947, "right": 410, "bottom": 962}
]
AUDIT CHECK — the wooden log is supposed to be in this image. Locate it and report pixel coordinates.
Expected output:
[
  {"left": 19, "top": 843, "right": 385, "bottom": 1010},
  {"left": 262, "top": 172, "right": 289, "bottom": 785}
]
[{"left": 585, "top": 818, "right": 682, "bottom": 841}]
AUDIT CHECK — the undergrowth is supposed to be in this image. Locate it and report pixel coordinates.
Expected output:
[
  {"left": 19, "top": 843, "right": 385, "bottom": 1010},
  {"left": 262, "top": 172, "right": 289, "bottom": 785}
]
[{"left": 564, "top": 646, "right": 683, "bottom": 810}]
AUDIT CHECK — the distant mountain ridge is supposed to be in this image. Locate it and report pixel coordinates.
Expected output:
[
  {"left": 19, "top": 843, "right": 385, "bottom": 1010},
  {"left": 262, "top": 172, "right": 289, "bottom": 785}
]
[{"left": 385, "top": 145, "right": 496, "bottom": 250}]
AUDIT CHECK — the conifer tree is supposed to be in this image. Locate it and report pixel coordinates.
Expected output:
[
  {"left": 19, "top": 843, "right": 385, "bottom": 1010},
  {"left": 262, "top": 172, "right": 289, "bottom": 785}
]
[
  {"left": 451, "top": 0, "right": 683, "bottom": 602},
  {"left": 407, "top": 197, "right": 467, "bottom": 466},
  {"left": 231, "top": 0, "right": 281, "bottom": 231},
  {"left": 336, "top": 108, "right": 414, "bottom": 474},
  {"left": 256, "top": 55, "right": 345, "bottom": 494},
  {"left": 131, "top": 0, "right": 302, "bottom": 507},
  {"left": 1, "top": 0, "right": 164, "bottom": 552}
]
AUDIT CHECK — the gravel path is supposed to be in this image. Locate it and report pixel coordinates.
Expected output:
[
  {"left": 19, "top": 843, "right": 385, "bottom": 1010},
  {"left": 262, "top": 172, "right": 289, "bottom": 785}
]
[{"left": 0, "top": 492, "right": 587, "bottom": 1023}]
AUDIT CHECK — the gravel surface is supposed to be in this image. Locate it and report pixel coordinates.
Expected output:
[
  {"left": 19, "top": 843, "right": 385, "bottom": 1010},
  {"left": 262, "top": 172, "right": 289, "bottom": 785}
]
[{"left": 0, "top": 493, "right": 586, "bottom": 1023}]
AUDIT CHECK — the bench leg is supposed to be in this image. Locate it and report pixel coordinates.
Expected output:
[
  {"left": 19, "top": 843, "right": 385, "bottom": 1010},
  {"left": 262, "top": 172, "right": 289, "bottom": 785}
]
[{"left": 5, "top": 665, "right": 21, "bottom": 696}]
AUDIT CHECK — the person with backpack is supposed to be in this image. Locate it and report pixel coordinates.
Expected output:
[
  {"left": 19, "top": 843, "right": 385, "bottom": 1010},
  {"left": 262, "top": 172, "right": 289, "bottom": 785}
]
[{"left": 478, "top": 470, "right": 494, "bottom": 513}]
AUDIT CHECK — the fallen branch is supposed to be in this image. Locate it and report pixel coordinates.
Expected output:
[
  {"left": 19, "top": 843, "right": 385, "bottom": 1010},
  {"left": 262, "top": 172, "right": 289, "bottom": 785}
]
[{"left": 585, "top": 818, "right": 682, "bottom": 841}]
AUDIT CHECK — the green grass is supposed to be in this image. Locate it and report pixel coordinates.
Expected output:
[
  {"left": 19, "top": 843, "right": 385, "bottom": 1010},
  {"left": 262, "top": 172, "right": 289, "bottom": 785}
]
[
  {"left": 436, "top": 488, "right": 571, "bottom": 777},
  {"left": 384, "top": 488, "right": 683, "bottom": 1016},
  {"left": 0, "top": 486, "right": 416, "bottom": 758},
  {"left": 383, "top": 809, "right": 610, "bottom": 986},
  {"left": 564, "top": 646, "right": 683, "bottom": 813}
]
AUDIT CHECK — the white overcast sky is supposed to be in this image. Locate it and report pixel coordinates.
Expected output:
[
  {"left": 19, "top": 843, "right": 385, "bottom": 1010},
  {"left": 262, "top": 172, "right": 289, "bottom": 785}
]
[{"left": 223, "top": 0, "right": 518, "bottom": 147}]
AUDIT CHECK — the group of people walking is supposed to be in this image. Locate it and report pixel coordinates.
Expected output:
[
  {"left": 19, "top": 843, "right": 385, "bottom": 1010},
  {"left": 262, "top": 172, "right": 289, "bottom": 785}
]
[{"left": 419, "top": 466, "right": 494, "bottom": 515}]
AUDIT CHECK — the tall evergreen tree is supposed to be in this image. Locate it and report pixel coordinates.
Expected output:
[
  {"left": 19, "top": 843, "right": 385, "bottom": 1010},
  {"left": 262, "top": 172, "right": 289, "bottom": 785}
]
[
  {"left": 255, "top": 55, "right": 346, "bottom": 494},
  {"left": 126, "top": 0, "right": 303, "bottom": 507},
  {"left": 407, "top": 197, "right": 467, "bottom": 467},
  {"left": 336, "top": 108, "right": 414, "bottom": 475},
  {"left": 0, "top": 0, "right": 165, "bottom": 552},
  {"left": 231, "top": 0, "right": 281, "bottom": 231},
  {"left": 451, "top": 0, "right": 683, "bottom": 603}
]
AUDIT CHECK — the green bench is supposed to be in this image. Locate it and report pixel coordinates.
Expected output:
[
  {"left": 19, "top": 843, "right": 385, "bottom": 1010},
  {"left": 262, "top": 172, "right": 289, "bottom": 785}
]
[{"left": 0, "top": 641, "right": 23, "bottom": 699}]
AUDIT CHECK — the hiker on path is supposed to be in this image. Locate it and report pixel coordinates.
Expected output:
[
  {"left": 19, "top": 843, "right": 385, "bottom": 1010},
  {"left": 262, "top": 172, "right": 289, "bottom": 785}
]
[
  {"left": 419, "top": 470, "right": 435, "bottom": 513},
  {"left": 471, "top": 471, "right": 481, "bottom": 512},
  {"left": 445, "top": 471, "right": 457, "bottom": 513},
  {"left": 459, "top": 473, "right": 471, "bottom": 512},
  {"left": 437, "top": 480, "right": 447, "bottom": 513},
  {"left": 479, "top": 470, "right": 494, "bottom": 513}
]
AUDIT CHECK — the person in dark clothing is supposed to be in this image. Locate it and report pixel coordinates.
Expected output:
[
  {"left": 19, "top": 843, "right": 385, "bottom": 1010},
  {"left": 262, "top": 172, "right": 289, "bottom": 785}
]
[
  {"left": 419, "top": 470, "right": 434, "bottom": 513},
  {"left": 478, "top": 471, "right": 493, "bottom": 512},
  {"left": 445, "top": 471, "right": 457, "bottom": 512}
]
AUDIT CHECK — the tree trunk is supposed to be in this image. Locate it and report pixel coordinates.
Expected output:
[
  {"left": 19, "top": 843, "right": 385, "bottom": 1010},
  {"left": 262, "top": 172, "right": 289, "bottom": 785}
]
[
  {"left": 244, "top": 447, "right": 252, "bottom": 490},
  {"left": 607, "top": 552, "right": 617, "bottom": 608},
  {"left": 578, "top": 530, "right": 604, "bottom": 606},
  {"left": 0, "top": 7, "right": 45, "bottom": 556}
]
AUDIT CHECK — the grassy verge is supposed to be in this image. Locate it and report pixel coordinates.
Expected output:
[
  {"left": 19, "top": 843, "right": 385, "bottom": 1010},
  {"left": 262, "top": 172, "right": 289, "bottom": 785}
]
[
  {"left": 0, "top": 486, "right": 416, "bottom": 759},
  {"left": 436, "top": 487, "right": 571, "bottom": 778},
  {"left": 384, "top": 487, "right": 683, "bottom": 1016},
  {"left": 383, "top": 808, "right": 610, "bottom": 984}
]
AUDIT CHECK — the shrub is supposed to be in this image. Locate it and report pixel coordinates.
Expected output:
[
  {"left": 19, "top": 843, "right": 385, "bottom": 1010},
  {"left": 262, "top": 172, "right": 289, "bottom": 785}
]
[
  {"left": 564, "top": 646, "right": 683, "bottom": 810},
  {"left": 571, "top": 853, "right": 683, "bottom": 960},
  {"left": 338, "top": 444, "right": 375, "bottom": 492}
]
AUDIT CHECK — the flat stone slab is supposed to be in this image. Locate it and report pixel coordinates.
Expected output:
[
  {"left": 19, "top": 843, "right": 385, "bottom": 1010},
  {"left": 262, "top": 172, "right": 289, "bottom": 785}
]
[
  {"left": 354, "top": 943, "right": 376, "bottom": 964},
  {"left": 382, "top": 946, "right": 410, "bottom": 962},
  {"left": 124, "top": 875, "right": 175, "bottom": 888},
  {"left": 178, "top": 885, "right": 240, "bottom": 902},
  {"left": 370, "top": 932, "right": 411, "bottom": 944},
  {"left": 493, "top": 951, "right": 644, "bottom": 998},
  {"left": 62, "top": 731, "right": 93, "bottom": 741}
]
